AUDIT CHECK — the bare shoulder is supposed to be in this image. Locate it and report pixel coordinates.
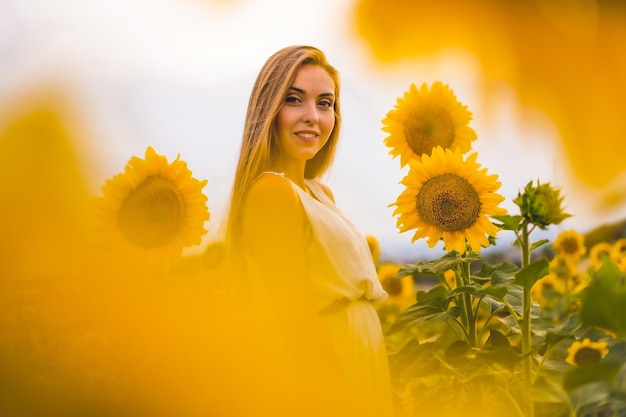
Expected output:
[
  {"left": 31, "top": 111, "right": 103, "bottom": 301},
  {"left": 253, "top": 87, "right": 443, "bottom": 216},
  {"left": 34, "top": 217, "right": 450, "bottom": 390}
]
[{"left": 317, "top": 181, "right": 335, "bottom": 203}]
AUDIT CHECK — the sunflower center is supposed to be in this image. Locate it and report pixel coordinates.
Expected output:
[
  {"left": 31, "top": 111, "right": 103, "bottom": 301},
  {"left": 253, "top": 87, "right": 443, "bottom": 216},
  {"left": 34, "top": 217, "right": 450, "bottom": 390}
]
[
  {"left": 562, "top": 238, "right": 580, "bottom": 255},
  {"left": 416, "top": 173, "right": 481, "bottom": 232},
  {"left": 117, "top": 175, "right": 185, "bottom": 248},
  {"left": 404, "top": 106, "right": 455, "bottom": 156},
  {"left": 573, "top": 346, "right": 603, "bottom": 366},
  {"left": 383, "top": 278, "right": 404, "bottom": 297}
]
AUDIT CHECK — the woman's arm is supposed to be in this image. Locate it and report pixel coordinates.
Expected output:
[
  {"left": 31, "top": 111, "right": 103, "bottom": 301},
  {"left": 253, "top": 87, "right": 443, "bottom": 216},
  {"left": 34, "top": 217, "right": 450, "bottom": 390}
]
[
  {"left": 241, "top": 174, "right": 314, "bottom": 310},
  {"left": 240, "top": 174, "right": 346, "bottom": 391}
]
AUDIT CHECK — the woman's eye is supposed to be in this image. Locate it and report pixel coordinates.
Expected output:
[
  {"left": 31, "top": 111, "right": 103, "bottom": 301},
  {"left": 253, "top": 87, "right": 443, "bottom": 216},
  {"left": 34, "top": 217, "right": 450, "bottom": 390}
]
[
  {"left": 285, "top": 95, "right": 300, "bottom": 104},
  {"left": 318, "top": 100, "right": 333, "bottom": 108}
]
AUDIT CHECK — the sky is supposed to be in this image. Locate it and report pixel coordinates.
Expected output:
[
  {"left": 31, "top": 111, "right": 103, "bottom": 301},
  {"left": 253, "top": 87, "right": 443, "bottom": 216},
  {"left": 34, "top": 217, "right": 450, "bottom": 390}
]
[{"left": 1, "top": 0, "right": 623, "bottom": 261}]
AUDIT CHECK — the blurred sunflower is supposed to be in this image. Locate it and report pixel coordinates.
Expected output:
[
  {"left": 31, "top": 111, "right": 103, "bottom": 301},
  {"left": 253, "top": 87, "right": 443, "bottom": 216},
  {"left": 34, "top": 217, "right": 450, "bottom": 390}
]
[
  {"left": 94, "top": 146, "right": 209, "bottom": 262},
  {"left": 531, "top": 274, "right": 565, "bottom": 308},
  {"left": 553, "top": 230, "right": 586, "bottom": 262},
  {"left": 443, "top": 269, "right": 457, "bottom": 290},
  {"left": 565, "top": 338, "right": 609, "bottom": 366},
  {"left": 571, "top": 271, "right": 591, "bottom": 295},
  {"left": 549, "top": 255, "right": 577, "bottom": 279},
  {"left": 390, "top": 146, "right": 506, "bottom": 253},
  {"left": 382, "top": 82, "right": 476, "bottom": 167},
  {"left": 611, "top": 238, "right": 626, "bottom": 262},
  {"left": 377, "top": 262, "right": 415, "bottom": 302},
  {"left": 366, "top": 234, "right": 381, "bottom": 265},
  {"left": 589, "top": 241, "right": 614, "bottom": 270}
]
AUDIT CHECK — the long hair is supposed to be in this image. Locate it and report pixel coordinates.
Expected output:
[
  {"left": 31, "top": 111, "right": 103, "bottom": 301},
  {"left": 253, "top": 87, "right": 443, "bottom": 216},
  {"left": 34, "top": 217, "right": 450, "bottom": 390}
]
[{"left": 224, "top": 45, "right": 342, "bottom": 257}]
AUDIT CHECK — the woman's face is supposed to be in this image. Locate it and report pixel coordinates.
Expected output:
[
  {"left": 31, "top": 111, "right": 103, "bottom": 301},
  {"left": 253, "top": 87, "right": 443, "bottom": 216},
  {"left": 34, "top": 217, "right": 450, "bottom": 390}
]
[{"left": 274, "top": 64, "right": 336, "bottom": 167}]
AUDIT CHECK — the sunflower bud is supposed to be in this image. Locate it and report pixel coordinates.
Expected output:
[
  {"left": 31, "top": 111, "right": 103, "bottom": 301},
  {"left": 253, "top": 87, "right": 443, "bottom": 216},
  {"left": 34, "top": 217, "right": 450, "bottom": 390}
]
[{"left": 513, "top": 180, "right": 571, "bottom": 229}]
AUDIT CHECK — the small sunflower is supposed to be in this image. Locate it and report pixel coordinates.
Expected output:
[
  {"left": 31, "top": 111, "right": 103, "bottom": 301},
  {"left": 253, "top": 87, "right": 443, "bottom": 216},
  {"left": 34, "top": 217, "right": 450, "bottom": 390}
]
[
  {"left": 531, "top": 274, "right": 565, "bottom": 308},
  {"left": 366, "top": 234, "right": 381, "bottom": 265},
  {"left": 377, "top": 262, "right": 415, "bottom": 301},
  {"left": 571, "top": 271, "right": 591, "bottom": 295},
  {"left": 553, "top": 230, "right": 586, "bottom": 262},
  {"left": 589, "top": 242, "right": 613, "bottom": 270},
  {"left": 443, "top": 269, "right": 457, "bottom": 290},
  {"left": 94, "top": 146, "right": 209, "bottom": 261},
  {"left": 611, "top": 238, "right": 626, "bottom": 262},
  {"left": 390, "top": 146, "right": 506, "bottom": 254},
  {"left": 549, "top": 255, "right": 577, "bottom": 280},
  {"left": 565, "top": 338, "right": 609, "bottom": 366},
  {"left": 382, "top": 81, "right": 477, "bottom": 166}
]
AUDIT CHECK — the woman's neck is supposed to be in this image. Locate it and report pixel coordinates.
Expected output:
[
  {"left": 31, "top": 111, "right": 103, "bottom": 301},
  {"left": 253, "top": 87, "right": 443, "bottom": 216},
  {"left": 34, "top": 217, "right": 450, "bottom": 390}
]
[{"left": 268, "top": 161, "right": 307, "bottom": 189}]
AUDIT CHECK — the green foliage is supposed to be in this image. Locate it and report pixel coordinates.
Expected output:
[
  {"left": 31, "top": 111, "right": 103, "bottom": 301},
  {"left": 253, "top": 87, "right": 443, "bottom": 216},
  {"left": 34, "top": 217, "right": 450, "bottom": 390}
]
[
  {"left": 580, "top": 259, "right": 626, "bottom": 337},
  {"left": 382, "top": 180, "right": 626, "bottom": 417}
]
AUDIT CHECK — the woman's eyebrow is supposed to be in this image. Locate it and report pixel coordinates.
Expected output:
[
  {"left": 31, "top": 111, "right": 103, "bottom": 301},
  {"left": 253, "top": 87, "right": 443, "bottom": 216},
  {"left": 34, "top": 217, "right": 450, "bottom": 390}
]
[{"left": 288, "top": 86, "right": 335, "bottom": 97}]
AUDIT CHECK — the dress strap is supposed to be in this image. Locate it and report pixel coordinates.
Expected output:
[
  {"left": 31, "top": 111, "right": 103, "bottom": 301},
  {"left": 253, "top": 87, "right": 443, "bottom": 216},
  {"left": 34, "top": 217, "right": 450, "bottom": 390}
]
[{"left": 260, "top": 171, "right": 285, "bottom": 177}]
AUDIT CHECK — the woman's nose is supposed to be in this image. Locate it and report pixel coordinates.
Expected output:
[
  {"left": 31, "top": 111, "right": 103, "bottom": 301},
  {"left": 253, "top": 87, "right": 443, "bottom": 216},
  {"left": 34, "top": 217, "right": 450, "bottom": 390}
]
[{"left": 301, "top": 102, "right": 319, "bottom": 123}]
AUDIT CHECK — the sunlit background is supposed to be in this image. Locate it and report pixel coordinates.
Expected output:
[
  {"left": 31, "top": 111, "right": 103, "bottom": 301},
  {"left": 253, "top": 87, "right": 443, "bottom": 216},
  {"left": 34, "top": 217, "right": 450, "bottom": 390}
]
[{"left": 3, "top": 0, "right": 625, "bottom": 260}]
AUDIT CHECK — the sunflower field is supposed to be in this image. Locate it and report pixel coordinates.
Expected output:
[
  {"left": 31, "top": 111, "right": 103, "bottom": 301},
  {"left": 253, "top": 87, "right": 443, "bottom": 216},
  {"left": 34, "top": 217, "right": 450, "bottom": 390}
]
[{"left": 373, "top": 81, "right": 626, "bottom": 417}]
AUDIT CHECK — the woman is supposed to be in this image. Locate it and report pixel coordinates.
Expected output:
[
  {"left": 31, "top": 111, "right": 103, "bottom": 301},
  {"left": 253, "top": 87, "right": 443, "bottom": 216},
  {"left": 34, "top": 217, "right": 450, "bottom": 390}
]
[{"left": 225, "top": 45, "right": 392, "bottom": 417}]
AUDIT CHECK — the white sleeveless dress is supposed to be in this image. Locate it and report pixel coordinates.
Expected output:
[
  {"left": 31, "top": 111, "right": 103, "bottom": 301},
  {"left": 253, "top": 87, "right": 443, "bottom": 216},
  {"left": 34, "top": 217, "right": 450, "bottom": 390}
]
[{"left": 245, "top": 172, "right": 393, "bottom": 416}]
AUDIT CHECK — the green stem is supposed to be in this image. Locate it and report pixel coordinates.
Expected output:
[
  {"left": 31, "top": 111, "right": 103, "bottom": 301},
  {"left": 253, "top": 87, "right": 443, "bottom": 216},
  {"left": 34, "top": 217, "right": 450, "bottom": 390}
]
[
  {"left": 520, "top": 222, "right": 534, "bottom": 417},
  {"left": 457, "top": 260, "right": 477, "bottom": 347}
]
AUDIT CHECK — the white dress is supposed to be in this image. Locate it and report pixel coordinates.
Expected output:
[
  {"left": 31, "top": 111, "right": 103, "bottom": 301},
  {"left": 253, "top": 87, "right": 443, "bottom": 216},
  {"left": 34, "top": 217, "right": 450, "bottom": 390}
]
[{"left": 244, "top": 172, "right": 393, "bottom": 417}]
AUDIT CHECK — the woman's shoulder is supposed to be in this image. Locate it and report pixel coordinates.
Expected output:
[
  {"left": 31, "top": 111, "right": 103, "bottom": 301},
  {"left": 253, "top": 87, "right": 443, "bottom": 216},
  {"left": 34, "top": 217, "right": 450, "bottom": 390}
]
[{"left": 246, "top": 172, "right": 299, "bottom": 206}]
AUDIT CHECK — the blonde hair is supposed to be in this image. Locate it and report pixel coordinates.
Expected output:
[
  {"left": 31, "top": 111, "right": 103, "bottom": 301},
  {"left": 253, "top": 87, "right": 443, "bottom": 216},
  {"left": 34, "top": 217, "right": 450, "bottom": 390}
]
[{"left": 224, "top": 45, "right": 342, "bottom": 255}]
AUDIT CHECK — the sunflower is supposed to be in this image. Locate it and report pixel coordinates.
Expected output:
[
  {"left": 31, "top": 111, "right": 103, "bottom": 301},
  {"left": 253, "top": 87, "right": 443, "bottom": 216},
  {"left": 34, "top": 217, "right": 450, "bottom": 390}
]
[
  {"left": 377, "top": 262, "right": 415, "bottom": 301},
  {"left": 443, "top": 269, "right": 457, "bottom": 290},
  {"left": 611, "top": 238, "right": 626, "bottom": 262},
  {"left": 366, "top": 234, "right": 381, "bottom": 265},
  {"left": 531, "top": 274, "right": 565, "bottom": 308},
  {"left": 382, "top": 81, "right": 477, "bottom": 167},
  {"left": 390, "top": 146, "right": 506, "bottom": 254},
  {"left": 589, "top": 242, "right": 613, "bottom": 270},
  {"left": 565, "top": 338, "right": 609, "bottom": 366},
  {"left": 549, "top": 255, "right": 577, "bottom": 279},
  {"left": 553, "top": 230, "right": 586, "bottom": 262},
  {"left": 93, "top": 146, "right": 209, "bottom": 262}
]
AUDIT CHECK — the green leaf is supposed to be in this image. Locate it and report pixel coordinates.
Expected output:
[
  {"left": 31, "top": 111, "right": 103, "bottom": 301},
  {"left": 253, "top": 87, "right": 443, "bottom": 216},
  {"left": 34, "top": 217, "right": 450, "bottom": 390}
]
[
  {"left": 387, "top": 297, "right": 461, "bottom": 334},
  {"left": 387, "top": 340, "right": 443, "bottom": 380},
  {"left": 415, "top": 284, "right": 449, "bottom": 303},
  {"left": 474, "top": 261, "right": 519, "bottom": 281},
  {"left": 478, "top": 346, "right": 520, "bottom": 371},
  {"left": 580, "top": 260, "right": 626, "bottom": 336},
  {"left": 492, "top": 214, "right": 523, "bottom": 231},
  {"left": 562, "top": 361, "right": 622, "bottom": 391},
  {"left": 478, "top": 329, "right": 521, "bottom": 371},
  {"left": 445, "top": 340, "right": 472, "bottom": 361},
  {"left": 395, "top": 251, "right": 481, "bottom": 279},
  {"left": 544, "top": 312, "right": 583, "bottom": 346},
  {"left": 485, "top": 328, "right": 511, "bottom": 349},
  {"left": 532, "top": 374, "right": 572, "bottom": 406},
  {"left": 503, "top": 283, "right": 535, "bottom": 317},
  {"left": 514, "top": 258, "right": 550, "bottom": 290},
  {"left": 469, "top": 262, "right": 518, "bottom": 308},
  {"left": 477, "top": 285, "right": 508, "bottom": 302},
  {"left": 392, "top": 263, "right": 425, "bottom": 279},
  {"left": 530, "top": 238, "right": 551, "bottom": 252},
  {"left": 450, "top": 283, "right": 483, "bottom": 296}
]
